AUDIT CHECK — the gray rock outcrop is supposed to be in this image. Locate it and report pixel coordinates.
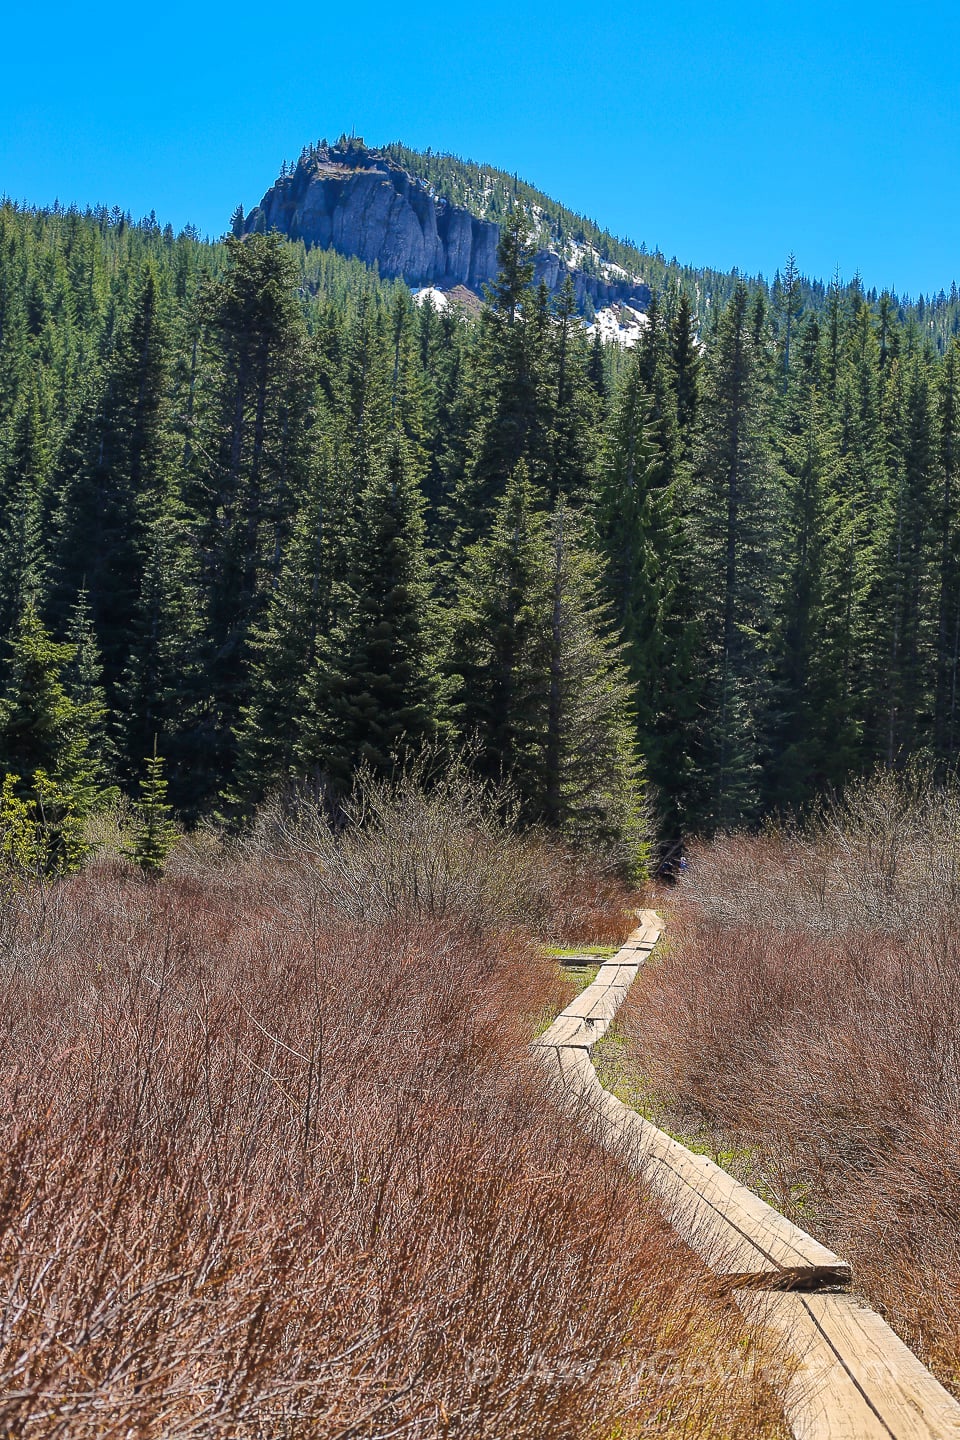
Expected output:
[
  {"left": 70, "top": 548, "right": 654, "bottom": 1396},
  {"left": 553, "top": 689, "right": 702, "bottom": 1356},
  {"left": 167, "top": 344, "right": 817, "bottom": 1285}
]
[{"left": 243, "top": 143, "right": 650, "bottom": 312}]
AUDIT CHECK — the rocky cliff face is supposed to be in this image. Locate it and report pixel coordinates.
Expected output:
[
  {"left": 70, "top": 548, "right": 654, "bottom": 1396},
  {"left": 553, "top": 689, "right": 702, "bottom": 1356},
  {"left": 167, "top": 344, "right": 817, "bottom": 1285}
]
[{"left": 244, "top": 143, "right": 650, "bottom": 312}]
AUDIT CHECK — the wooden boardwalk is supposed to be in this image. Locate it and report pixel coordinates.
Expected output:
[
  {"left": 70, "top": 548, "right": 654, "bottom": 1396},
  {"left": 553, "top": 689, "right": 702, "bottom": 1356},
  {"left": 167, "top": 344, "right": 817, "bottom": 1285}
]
[{"left": 534, "top": 910, "right": 960, "bottom": 1439}]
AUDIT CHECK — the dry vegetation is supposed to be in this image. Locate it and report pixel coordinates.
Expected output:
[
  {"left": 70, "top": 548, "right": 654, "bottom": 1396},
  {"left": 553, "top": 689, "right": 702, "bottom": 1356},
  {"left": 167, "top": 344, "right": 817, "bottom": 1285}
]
[
  {"left": 624, "top": 769, "right": 960, "bottom": 1388},
  {"left": 0, "top": 775, "right": 787, "bottom": 1438}
]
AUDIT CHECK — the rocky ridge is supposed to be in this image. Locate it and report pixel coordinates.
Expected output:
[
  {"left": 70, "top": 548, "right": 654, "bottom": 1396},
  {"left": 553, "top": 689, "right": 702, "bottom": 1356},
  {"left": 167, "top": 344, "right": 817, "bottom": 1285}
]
[{"left": 243, "top": 141, "right": 651, "bottom": 313}]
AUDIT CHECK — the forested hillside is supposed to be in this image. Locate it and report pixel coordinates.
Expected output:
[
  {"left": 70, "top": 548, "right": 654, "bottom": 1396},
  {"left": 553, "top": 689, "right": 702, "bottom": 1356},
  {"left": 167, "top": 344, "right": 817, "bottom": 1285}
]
[
  {"left": 1, "top": 191, "right": 959, "bottom": 864},
  {"left": 329, "top": 136, "right": 960, "bottom": 345}
]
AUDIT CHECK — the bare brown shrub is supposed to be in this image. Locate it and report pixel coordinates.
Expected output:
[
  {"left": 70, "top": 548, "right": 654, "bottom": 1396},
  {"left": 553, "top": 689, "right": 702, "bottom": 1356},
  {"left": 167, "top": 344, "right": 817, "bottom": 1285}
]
[
  {"left": 237, "top": 760, "right": 638, "bottom": 946},
  {"left": 628, "top": 771, "right": 960, "bottom": 1385},
  {"left": 683, "top": 765, "right": 960, "bottom": 936},
  {"left": 0, "top": 853, "right": 786, "bottom": 1437}
]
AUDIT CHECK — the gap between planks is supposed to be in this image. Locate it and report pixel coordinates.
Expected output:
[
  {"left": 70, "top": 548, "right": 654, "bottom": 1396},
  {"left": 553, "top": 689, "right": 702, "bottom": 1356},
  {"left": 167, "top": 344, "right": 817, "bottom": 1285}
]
[{"left": 534, "top": 908, "right": 960, "bottom": 1439}]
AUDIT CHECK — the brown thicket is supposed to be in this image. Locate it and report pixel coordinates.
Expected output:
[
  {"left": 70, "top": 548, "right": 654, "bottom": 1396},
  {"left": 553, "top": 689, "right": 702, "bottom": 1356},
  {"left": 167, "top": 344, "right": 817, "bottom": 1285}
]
[
  {"left": 0, "top": 791, "right": 786, "bottom": 1438},
  {"left": 626, "top": 769, "right": 960, "bottom": 1385}
]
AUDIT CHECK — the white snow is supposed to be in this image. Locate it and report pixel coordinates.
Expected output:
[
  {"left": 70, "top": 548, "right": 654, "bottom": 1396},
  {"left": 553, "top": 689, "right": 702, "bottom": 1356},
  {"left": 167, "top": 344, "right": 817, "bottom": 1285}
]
[
  {"left": 586, "top": 303, "right": 648, "bottom": 348},
  {"left": 412, "top": 287, "right": 449, "bottom": 312}
]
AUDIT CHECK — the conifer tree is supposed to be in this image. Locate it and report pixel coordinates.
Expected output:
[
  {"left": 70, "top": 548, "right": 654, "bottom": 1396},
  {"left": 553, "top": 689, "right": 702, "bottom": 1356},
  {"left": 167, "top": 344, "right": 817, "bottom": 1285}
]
[
  {"left": 689, "top": 282, "right": 778, "bottom": 827},
  {"left": 774, "top": 252, "right": 803, "bottom": 387},
  {"left": 49, "top": 264, "right": 172, "bottom": 694},
  {"left": 934, "top": 339, "right": 960, "bottom": 760},
  {"left": 416, "top": 300, "right": 472, "bottom": 554},
  {"left": 341, "top": 289, "right": 392, "bottom": 498},
  {"left": 880, "top": 355, "right": 936, "bottom": 759},
  {"left": 595, "top": 351, "right": 700, "bottom": 834},
  {"left": 126, "top": 745, "right": 178, "bottom": 877},
  {"left": 539, "top": 501, "right": 648, "bottom": 874},
  {"left": 0, "top": 380, "right": 47, "bottom": 639},
  {"left": 120, "top": 512, "right": 205, "bottom": 808},
  {"left": 0, "top": 604, "right": 104, "bottom": 863},
  {"left": 827, "top": 294, "right": 888, "bottom": 765},
  {"left": 671, "top": 289, "right": 701, "bottom": 454},
  {"left": 545, "top": 275, "right": 600, "bottom": 506},
  {"left": 189, "top": 233, "right": 316, "bottom": 787},
  {"left": 766, "top": 388, "right": 846, "bottom": 802},
  {"left": 453, "top": 484, "right": 647, "bottom": 872},
  {"left": 0, "top": 605, "right": 82, "bottom": 786},
  {"left": 63, "top": 589, "right": 116, "bottom": 806},
  {"left": 296, "top": 436, "right": 448, "bottom": 792},
  {"left": 457, "top": 209, "right": 544, "bottom": 543},
  {"left": 451, "top": 462, "right": 548, "bottom": 803},
  {"left": 230, "top": 448, "right": 344, "bottom": 812}
]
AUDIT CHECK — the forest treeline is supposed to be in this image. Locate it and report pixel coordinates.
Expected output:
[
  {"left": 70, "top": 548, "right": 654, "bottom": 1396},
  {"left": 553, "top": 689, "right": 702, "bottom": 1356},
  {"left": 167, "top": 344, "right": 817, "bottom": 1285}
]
[{"left": 1, "top": 196, "right": 959, "bottom": 868}]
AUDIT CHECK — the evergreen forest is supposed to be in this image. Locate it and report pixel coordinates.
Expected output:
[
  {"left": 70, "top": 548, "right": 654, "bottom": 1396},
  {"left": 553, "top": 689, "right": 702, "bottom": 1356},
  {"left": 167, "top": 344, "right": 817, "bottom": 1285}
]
[{"left": 2, "top": 188, "right": 960, "bottom": 869}]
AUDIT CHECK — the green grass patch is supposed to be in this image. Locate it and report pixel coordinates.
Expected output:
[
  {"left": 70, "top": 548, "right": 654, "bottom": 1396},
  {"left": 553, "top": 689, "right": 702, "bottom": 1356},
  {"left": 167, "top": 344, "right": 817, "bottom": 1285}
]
[
  {"left": 593, "top": 1023, "right": 763, "bottom": 1184},
  {"left": 560, "top": 962, "right": 601, "bottom": 996},
  {"left": 543, "top": 945, "right": 619, "bottom": 960}
]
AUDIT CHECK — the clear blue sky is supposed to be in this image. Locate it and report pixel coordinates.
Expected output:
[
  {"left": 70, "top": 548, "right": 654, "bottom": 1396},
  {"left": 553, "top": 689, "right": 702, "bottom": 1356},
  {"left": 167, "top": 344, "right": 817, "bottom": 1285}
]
[{"left": 3, "top": 1, "right": 959, "bottom": 297}]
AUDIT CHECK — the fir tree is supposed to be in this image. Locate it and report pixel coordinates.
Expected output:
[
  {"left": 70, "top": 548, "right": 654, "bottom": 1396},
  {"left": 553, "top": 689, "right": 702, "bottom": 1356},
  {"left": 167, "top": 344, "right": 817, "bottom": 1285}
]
[
  {"left": 63, "top": 588, "right": 116, "bottom": 806},
  {"left": 189, "top": 233, "right": 316, "bottom": 790},
  {"left": 120, "top": 511, "right": 205, "bottom": 809},
  {"left": 689, "top": 282, "right": 778, "bottom": 828},
  {"left": 0, "top": 604, "right": 105, "bottom": 863},
  {"left": 539, "top": 501, "right": 648, "bottom": 874},
  {"left": 126, "top": 745, "right": 178, "bottom": 877},
  {"left": 49, "top": 263, "right": 172, "bottom": 695},
  {"left": 0, "top": 380, "right": 46, "bottom": 637},
  {"left": 545, "top": 275, "right": 600, "bottom": 506},
  {"left": 670, "top": 289, "right": 701, "bottom": 454},
  {"left": 451, "top": 462, "right": 548, "bottom": 804},
  {"left": 230, "top": 448, "right": 343, "bottom": 812},
  {"left": 935, "top": 339, "right": 960, "bottom": 760},
  {"left": 296, "top": 437, "right": 448, "bottom": 791},
  {"left": 456, "top": 209, "right": 544, "bottom": 543}
]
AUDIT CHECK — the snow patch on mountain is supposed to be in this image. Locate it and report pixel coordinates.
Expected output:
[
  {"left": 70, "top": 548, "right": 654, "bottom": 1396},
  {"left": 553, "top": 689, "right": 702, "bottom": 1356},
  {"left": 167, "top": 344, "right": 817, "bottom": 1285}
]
[
  {"left": 587, "top": 303, "right": 648, "bottom": 348},
  {"left": 412, "top": 287, "right": 449, "bottom": 311}
]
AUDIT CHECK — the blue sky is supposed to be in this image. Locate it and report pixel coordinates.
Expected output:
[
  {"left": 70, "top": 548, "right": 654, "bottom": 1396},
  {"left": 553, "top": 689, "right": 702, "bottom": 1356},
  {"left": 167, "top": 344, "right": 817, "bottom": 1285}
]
[{"left": 3, "top": 1, "right": 959, "bottom": 297}]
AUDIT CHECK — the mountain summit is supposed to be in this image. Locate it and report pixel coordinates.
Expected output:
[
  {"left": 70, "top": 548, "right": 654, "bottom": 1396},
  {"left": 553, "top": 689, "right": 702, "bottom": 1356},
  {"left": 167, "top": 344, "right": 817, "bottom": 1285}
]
[{"left": 242, "top": 136, "right": 651, "bottom": 312}]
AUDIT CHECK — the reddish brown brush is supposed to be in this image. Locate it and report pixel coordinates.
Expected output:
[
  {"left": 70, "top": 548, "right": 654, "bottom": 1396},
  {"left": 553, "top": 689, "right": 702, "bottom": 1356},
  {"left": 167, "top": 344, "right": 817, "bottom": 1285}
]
[
  {"left": 0, "top": 849, "right": 786, "bottom": 1437},
  {"left": 626, "top": 772, "right": 960, "bottom": 1385}
]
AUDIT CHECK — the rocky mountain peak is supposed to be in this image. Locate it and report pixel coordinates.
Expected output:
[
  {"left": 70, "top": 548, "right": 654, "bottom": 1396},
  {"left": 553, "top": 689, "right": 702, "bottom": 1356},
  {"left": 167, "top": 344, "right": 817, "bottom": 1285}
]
[{"left": 243, "top": 139, "right": 651, "bottom": 313}]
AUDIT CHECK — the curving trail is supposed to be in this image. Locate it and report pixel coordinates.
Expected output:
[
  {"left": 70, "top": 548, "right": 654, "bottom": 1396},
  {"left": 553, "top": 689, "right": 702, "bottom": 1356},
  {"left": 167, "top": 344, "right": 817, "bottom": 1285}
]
[{"left": 534, "top": 910, "right": 960, "bottom": 1440}]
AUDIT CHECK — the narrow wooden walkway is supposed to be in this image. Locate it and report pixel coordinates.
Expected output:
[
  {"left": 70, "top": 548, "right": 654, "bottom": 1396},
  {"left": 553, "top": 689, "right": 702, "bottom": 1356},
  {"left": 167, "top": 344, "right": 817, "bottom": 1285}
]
[{"left": 534, "top": 910, "right": 960, "bottom": 1439}]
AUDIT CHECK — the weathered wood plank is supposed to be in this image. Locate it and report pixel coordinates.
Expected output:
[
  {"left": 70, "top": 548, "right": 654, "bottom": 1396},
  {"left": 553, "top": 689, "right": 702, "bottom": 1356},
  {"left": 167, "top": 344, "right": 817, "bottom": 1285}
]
[
  {"left": 535, "top": 1012, "right": 596, "bottom": 1048},
  {"left": 738, "top": 1291, "right": 960, "bottom": 1439},
  {"left": 586, "top": 1097, "right": 848, "bottom": 1285},
  {"left": 562, "top": 983, "right": 623, "bottom": 1020},
  {"left": 594, "top": 962, "right": 641, "bottom": 983},
  {"left": 535, "top": 908, "right": 960, "bottom": 1434},
  {"left": 536, "top": 911, "right": 848, "bottom": 1287},
  {"left": 536, "top": 918, "right": 654, "bottom": 1049}
]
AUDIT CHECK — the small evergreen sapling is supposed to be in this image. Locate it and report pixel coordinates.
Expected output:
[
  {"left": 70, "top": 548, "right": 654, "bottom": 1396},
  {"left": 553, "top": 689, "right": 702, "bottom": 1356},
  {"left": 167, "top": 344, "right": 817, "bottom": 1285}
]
[{"left": 127, "top": 746, "right": 178, "bottom": 877}]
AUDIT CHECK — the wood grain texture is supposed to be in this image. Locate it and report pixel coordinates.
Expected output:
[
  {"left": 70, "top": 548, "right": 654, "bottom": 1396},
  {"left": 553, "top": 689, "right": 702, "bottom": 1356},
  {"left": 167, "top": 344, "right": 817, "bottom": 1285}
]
[
  {"left": 738, "top": 1291, "right": 960, "bottom": 1439},
  {"left": 535, "top": 909, "right": 845, "bottom": 1283},
  {"left": 533, "top": 906, "right": 960, "bottom": 1434}
]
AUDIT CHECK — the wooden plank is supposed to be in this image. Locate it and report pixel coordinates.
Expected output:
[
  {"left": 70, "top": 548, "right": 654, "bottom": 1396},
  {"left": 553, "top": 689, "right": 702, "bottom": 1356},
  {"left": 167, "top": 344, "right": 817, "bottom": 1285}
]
[
  {"left": 536, "top": 1048, "right": 844, "bottom": 1285},
  {"left": 536, "top": 920, "right": 654, "bottom": 1049},
  {"left": 536, "top": 912, "right": 846, "bottom": 1284},
  {"left": 562, "top": 983, "right": 622, "bottom": 1019},
  {"left": 594, "top": 962, "right": 641, "bottom": 985},
  {"left": 589, "top": 1100, "right": 847, "bottom": 1285},
  {"left": 617, "top": 935, "right": 659, "bottom": 955},
  {"left": 580, "top": 985, "right": 629, "bottom": 1023},
  {"left": 555, "top": 1044, "right": 602, "bottom": 1088},
  {"left": 535, "top": 907, "right": 960, "bottom": 1434},
  {"left": 535, "top": 986, "right": 625, "bottom": 1046},
  {"left": 737, "top": 1291, "right": 960, "bottom": 1439},
  {"left": 535, "top": 1013, "right": 597, "bottom": 1048}
]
